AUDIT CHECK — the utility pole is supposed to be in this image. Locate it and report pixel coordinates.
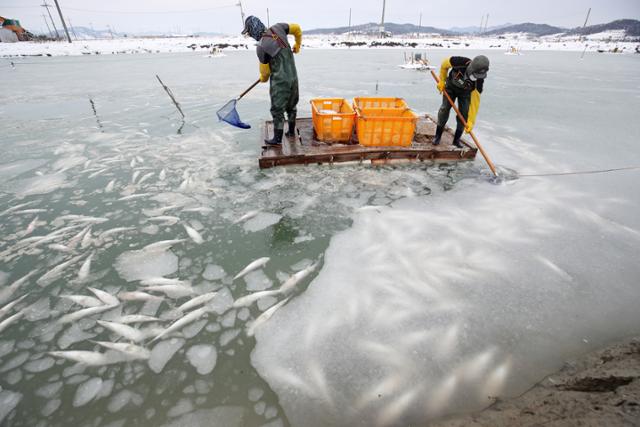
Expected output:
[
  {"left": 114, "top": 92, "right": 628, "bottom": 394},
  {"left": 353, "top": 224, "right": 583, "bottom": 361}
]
[
  {"left": 52, "top": 0, "right": 72, "bottom": 43},
  {"left": 41, "top": 1, "right": 60, "bottom": 40},
  {"left": 484, "top": 14, "right": 490, "bottom": 33},
  {"left": 582, "top": 8, "right": 591, "bottom": 28},
  {"left": 266, "top": 8, "right": 270, "bottom": 27},
  {"left": 68, "top": 18, "right": 78, "bottom": 40},
  {"left": 418, "top": 12, "right": 422, "bottom": 35},
  {"left": 107, "top": 24, "right": 114, "bottom": 39},
  {"left": 380, "top": 0, "right": 386, "bottom": 38},
  {"left": 42, "top": 14, "right": 53, "bottom": 38},
  {"left": 237, "top": 1, "right": 245, "bottom": 27},
  {"left": 479, "top": 14, "right": 485, "bottom": 34}
]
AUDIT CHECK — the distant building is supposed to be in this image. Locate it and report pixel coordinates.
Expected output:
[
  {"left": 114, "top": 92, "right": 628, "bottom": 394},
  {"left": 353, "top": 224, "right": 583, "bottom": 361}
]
[{"left": 0, "top": 16, "right": 30, "bottom": 42}]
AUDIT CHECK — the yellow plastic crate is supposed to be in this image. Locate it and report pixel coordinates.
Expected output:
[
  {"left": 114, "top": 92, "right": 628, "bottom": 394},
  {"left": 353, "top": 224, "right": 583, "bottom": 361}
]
[
  {"left": 354, "top": 106, "right": 418, "bottom": 147},
  {"left": 311, "top": 98, "right": 356, "bottom": 142},
  {"left": 353, "top": 97, "right": 409, "bottom": 110}
]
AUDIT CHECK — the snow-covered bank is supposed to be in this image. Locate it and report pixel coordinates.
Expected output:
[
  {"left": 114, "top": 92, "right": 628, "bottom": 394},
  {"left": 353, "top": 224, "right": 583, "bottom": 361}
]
[{"left": 1, "top": 33, "right": 638, "bottom": 58}]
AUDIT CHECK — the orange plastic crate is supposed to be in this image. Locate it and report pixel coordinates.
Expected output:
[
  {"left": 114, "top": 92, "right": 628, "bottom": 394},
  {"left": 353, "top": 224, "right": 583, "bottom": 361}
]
[
  {"left": 353, "top": 97, "right": 409, "bottom": 110},
  {"left": 354, "top": 106, "right": 418, "bottom": 147},
  {"left": 311, "top": 98, "right": 356, "bottom": 142}
]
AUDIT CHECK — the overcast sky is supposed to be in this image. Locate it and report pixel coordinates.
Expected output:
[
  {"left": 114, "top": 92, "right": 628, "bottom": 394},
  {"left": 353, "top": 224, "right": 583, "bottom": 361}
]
[{"left": 2, "top": 0, "right": 638, "bottom": 35}]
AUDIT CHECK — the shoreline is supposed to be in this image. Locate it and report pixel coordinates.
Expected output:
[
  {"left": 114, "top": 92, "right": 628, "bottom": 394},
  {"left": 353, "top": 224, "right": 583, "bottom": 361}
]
[{"left": 433, "top": 336, "right": 640, "bottom": 426}]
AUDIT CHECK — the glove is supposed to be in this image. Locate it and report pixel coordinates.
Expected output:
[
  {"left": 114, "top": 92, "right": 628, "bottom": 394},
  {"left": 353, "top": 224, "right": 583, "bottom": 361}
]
[
  {"left": 465, "top": 122, "right": 474, "bottom": 133},
  {"left": 293, "top": 44, "right": 300, "bottom": 54},
  {"left": 437, "top": 80, "right": 445, "bottom": 93},
  {"left": 259, "top": 74, "right": 269, "bottom": 83}
]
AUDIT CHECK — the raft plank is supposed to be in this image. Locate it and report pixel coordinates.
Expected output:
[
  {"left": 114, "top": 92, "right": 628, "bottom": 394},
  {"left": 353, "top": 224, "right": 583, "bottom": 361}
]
[{"left": 258, "top": 114, "right": 477, "bottom": 169}]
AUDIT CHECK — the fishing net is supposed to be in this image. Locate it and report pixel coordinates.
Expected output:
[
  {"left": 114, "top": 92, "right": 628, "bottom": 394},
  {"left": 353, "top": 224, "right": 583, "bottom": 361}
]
[{"left": 216, "top": 99, "right": 251, "bottom": 129}]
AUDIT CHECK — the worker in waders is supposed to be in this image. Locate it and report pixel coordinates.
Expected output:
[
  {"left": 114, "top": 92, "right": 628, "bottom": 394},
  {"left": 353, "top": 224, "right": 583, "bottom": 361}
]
[
  {"left": 242, "top": 15, "right": 302, "bottom": 146},
  {"left": 433, "top": 55, "right": 489, "bottom": 148}
]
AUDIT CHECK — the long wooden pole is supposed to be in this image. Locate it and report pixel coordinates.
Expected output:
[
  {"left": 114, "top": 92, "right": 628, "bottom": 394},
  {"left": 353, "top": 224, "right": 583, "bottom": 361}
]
[
  {"left": 430, "top": 70, "right": 498, "bottom": 177},
  {"left": 52, "top": 0, "right": 72, "bottom": 43}
]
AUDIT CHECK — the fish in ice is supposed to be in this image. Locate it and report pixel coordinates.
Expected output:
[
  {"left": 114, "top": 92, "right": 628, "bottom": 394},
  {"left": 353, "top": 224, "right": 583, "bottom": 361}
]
[
  {"left": 48, "top": 350, "right": 111, "bottom": 366},
  {"left": 72, "top": 216, "right": 109, "bottom": 224},
  {"left": 87, "top": 287, "right": 119, "bottom": 306},
  {"left": 183, "top": 224, "right": 204, "bottom": 244},
  {"left": 232, "top": 290, "right": 281, "bottom": 308},
  {"left": 118, "top": 193, "right": 152, "bottom": 202},
  {"left": 67, "top": 226, "right": 91, "bottom": 249},
  {"left": 233, "top": 210, "right": 260, "bottom": 224},
  {"left": 60, "top": 294, "right": 103, "bottom": 308},
  {"left": 24, "top": 216, "right": 40, "bottom": 235},
  {"left": 137, "top": 172, "right": 155, "bottom": 185},
  {"left": 80, "top": 227, "right": 93, "bottom": 249},
  {"left": 159, "top": 169, "right": 166, "bottom": 181},
  {"left": 233, "top": 257, "right": 270, "bottom": 280},
  {"left": 58, "top": 304, "right": 116, "bottom": 324},
  {"left": 148, "top": 216, "right": 180, "bottom": 225},
  {"left": 88, "top": 168, "right": 109, "bottom": 179},
  {"left": 48, "top": 243, "right": 72, "bottom": 253},
  {"left": 78, "top": 252, "right": 94, "bottom": 281},
  {"left": 0, "top": 294, "right": 29, "bottom": 320},
  {"left": 118, "top": 291, "right": 163, "bottom": 302},
  {"left": 91, "top": 341, "right": 150, "bottom": 360},
  {"left": 105, "top": 179, "right": 116, "bottom": 192},
  {"left": 177, "top": 292, "right": 218, "bottom": 313},
  {"left": 278, "top": 261, "right": 320, "bottom": 294},
  {"left": 37, "top": 254, "right": 85, "bottom": 287},
  {"left": 151, "top": 305, "right": 210, "bottom": 342},
  {"left": 0, "top": 200, "right": 39, "bottom": 216},
  {"left": 182, "top": 206, "right": 213, "bottom": 213},
  {"left": 141, "top": 284, "right": 194, "bottom": 299},
  {"left": 142, "top": 239, "right": 185, "bottom": 252},
  {"left": 117, "top": 314, "right": 161, "bottom": 324},
  {"left": 136, "top": 155, "right": 144, "bottom": 163},
  {"left": 97, "top": 320, "right": 146, "bottom": 342},
  {"left": 131, "top": 170, "right": 141, "bottom": 184},
  {"left": 246, "top": 297, "right": 290, "bottom": 337},
  {"left": 140, "top": 277, "right": 190, "bottom": 287},
  {"left": 12, "top": 208, "right": 47, "bottom": 215},
  {"left": 0, "top": 272, "right": 35, "bottom": 305},
  {"left": 130, "top": 158, "right": 136, "bottom": 168},
  {"left": 0, "top": 310, "right": 25, "bottom": 334},
  {"left": 99, "top": 227, "right": 135, "bottom": 240}
]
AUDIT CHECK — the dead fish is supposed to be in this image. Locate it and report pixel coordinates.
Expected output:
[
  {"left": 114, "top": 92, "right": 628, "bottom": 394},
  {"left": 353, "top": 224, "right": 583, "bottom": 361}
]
[
  {"left": 118, "top": 291, "right": 163, "bottom": 302},
  {"left": 232, "top": 290, "right": 281, "bottom": 308},
  {"left": 131, "top": 170, "right": 141, "bottom": 184},
  {"left": 37, "top": 254, "right": 85, "bottom": 287},
  {"left": 135, "top": 155, "right": 144, "bottom": 164},
  {"left": 105, "top": 179, "right": 116, "bottom": 192},
  {"left": 246, "top": 297, "right": 290, "bottom": 336},
  {"left": 130, "top": 158, "right": 136, "bottom": 168},
  {"left": 233, "top": 210, "right": 260, "bottom": 224},
  {"left": 60, "top": 294, "right": 103, "bottom": 308},
  {"left": 0, "top": 310, "right": 25, "bottom": 334},
  {"left": 141, "top": 284, "right": 194, "bottom": 299},
  {"left": 182, "top": 206, "right": 213, "bottom": 213},
  {"left": 116, "top": 315, "right": 161, "bottom": 324},
  {"left": 1, "top": 200, "right": 39, "bottom": 216},
  {"left": 97, "top": 320, "right": 145, "bottom": 342},
  {"left": 177, "top": 292, "right": 218, "bottom": 313},
  {"left": 0, "top": 272, "right": 36, "bottom": 305},
  {"left": 0, "top": 294, "right": 29, "bottom": 320},
  {"left": 91, "top": 341, "right": 150, "bottom": 360},
  {"left": 99, "top": 227, "right": 135, "bottom": 240},
  {"left": 137, "top": 172, "right": 155, "bottom": 185},
  {"left": 68, "top": 226, "right": 91, "bottom": 249},
  {"left": 24, "top": 216, "right": 40, "bottom": 235},
  {"left": 183, "top": 224, "right": 204, "bottom": 244},
  {"left": 140, "top": 277, "right": 190, "bottom": 287},
  {"left": 72, "top": 216, "right": 109, "bottom": 224},
  {"left": 12, "top": 208, "right": 47, "bottom": 215},
  {"left": 142, "top": 239, "right": 185, "bottom": 252},
  {"left": 80, "top": 227, "right": 93, "bottom": 249},
  {"left": 148, "top": 216, "right": 180, "bottom": 225},
  {"left": 58, "top": 304, "right": 116, "bottom": 324},
  {"left": 159, "top": 169, "right": 166, "bottom": 181},
  {"left": 88, "top": 168, "right": 109, "bottom": 179},
  {"left": 48, "top": 243, "right": 72, "bottom": 253},
  {"left": 118, "top": 193, "right": 151, "bottom": 202},
  {"left": 87, "top": 287, "right": 119, "bottom": 306},
  {"left": 233, "top": 257, "right": 270, "bottom": 280},
  {"left": 49, "top": 350, "right": 111, "bottom": 366},
  {"left": 279, "top": 261, "right": 319, "bottom": 294},
  {"left": 151, "top": 305, "right": 209, "bottom": 342},
  {"left": 78, "top": 252, "right": 95, "bottom": 281}
]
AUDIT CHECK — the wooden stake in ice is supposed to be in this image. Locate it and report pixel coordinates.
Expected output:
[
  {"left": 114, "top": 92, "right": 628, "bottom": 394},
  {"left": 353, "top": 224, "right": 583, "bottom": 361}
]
[{"left": 156, "top": 74, "right": 185, "bottom": 119}]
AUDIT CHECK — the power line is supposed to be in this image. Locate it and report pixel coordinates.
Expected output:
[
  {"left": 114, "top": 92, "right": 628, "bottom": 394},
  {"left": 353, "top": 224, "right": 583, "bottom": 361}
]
[{"left": 62, "top": 4, "right": 237, "bottom": 15}]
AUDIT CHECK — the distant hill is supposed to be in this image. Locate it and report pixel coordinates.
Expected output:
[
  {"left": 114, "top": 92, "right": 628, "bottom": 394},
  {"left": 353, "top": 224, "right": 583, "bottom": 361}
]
[
  {"left": 306, "top": 22, "right": 454, "bottom": 36},
  {"left": 483, "top": 23, "right": 566, "bottom": 36},
  {"left": 567, "top": 19, "right": 640, "bottom": 37}
]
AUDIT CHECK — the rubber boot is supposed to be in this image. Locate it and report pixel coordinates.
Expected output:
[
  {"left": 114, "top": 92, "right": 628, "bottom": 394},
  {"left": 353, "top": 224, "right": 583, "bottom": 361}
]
[
  {"left": 452, "top": 127, "right": 464, "bottom": 148},
  {"left": 285, "top": 121, "right": 296, "bottom": 138},
  {"left": 265, "top": 128, "right": 284, "bottom": 146},
  {"left": 432, "top": 126, "right": 444, "bottom": 145}
]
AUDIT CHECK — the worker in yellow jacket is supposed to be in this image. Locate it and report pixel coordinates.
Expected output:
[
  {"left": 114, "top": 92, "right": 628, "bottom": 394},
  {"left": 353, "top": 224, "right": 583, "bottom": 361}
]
[
  {"left": 242, "top": 16, "right": 302, "bottom": 145},
  {"left": 433, "top": 55, "right": 489, "bottom": 147}
]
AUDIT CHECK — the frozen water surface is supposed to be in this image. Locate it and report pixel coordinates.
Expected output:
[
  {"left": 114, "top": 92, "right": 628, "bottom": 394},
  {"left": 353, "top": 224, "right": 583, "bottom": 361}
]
[{"left": 0, "top": 49, "right": 639, "bottom": 426}]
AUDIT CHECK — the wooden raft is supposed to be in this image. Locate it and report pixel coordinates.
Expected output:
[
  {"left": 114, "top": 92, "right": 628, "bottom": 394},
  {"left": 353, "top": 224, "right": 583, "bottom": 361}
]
[{"left": 259, "top": 114, "right": 477, "bottom": 169}]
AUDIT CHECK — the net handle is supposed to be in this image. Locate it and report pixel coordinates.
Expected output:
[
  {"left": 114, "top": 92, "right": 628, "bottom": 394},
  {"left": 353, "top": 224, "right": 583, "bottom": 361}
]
[{"left": 238, "top": 79, "right": 261, "bottom": 100}]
